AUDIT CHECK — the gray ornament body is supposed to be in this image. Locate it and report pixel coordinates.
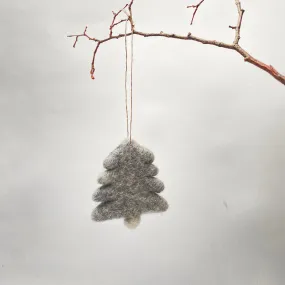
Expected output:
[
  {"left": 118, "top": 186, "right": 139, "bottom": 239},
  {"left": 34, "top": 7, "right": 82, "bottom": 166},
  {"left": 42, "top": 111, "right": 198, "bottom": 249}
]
[{"left": 92, "top": 139, "right": 168, "bottom": 228}]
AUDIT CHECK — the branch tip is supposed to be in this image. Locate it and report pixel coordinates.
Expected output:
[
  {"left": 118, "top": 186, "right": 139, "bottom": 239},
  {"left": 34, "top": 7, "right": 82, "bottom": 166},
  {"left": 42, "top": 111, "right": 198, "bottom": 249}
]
[{"left": 187, "top": 0, "right": 205, "bottom": 25}]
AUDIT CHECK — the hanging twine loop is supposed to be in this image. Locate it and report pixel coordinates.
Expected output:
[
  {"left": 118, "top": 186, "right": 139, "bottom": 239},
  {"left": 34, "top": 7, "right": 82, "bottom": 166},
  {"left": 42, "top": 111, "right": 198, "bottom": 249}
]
[
  {"left": 124, "top": 10, "right": 134, "bottom": 143},
  {"left": 124, "top": 20, "right": 129, "bottom": 138}
]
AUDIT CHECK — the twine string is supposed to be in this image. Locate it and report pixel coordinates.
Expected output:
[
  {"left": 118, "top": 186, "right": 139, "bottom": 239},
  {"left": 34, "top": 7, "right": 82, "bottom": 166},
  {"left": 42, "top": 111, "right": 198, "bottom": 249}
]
[
  {"left": 124, "top": 14, "right": 134, "bottom": 143},
  {"left": 124, "top": 20, "right": 129, "bottom": 138}
]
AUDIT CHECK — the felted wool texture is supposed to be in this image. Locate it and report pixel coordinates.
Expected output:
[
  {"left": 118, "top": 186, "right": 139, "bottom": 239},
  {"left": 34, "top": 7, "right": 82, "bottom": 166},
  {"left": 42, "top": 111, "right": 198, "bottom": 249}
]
[{"left": 92, "top": 139, "right": 168, "bottom": 224}]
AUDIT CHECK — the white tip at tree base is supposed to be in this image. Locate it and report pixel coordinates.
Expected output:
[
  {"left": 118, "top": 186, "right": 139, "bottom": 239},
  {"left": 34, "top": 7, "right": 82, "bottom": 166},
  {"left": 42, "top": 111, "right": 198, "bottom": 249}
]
[{"left": 124, "top": 216, "right": 141, "bottom": 229}]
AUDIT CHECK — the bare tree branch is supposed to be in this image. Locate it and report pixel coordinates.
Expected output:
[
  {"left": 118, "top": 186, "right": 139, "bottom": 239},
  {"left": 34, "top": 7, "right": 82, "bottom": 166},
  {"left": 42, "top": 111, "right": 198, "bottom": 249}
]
[
  {"left": 67, "top": 0, "right": 285, "bottom": 85},
  {"left": 187, "top": 0, "right": 205, "bottom": 25}
]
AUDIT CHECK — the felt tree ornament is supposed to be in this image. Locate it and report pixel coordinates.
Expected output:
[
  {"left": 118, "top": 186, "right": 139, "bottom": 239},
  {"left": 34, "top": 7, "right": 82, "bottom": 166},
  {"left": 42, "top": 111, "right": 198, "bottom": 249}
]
[{"left": 92, "top": 139, "right": 168, "bottom": 228}]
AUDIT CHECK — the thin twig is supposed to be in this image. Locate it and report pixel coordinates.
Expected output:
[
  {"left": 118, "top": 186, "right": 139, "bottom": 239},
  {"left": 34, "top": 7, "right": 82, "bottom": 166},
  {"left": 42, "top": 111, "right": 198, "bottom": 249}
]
[
  {"left": 113, "top": 19, "right": 128, "bottom": 29},
  {"left": 129, "top": 0, "right": 134, "bottom": 10},
  {"left": 109, "top": 3, "right": 129, "bottom": 37},
  {"left": 232, "top": 0, "right": 245, "bottom": 45},
  {"left": 128, "top": 0, "right": 135, "bottom": 30},
  {"left": 67, "top": 26, "right": 100, "bottom": 45},
  {"left": 187, "top": 0, "right": 205, "bottom": 25},
  {"left": 90, "top": 42, "right": 101, "bottom": 80}
]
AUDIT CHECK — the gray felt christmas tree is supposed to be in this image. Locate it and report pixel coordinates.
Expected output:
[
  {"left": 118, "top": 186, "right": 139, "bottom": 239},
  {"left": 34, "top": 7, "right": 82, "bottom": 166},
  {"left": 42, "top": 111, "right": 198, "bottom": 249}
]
[{"left": 92, "top": 139, "right": 168, "bottom": 228}]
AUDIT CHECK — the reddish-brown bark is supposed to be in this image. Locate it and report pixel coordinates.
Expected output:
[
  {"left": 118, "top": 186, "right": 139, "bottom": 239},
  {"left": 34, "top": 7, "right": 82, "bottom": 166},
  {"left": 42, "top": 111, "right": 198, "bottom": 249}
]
[{"left": 68, "top": 0, "right": 285, "bottom": 85}]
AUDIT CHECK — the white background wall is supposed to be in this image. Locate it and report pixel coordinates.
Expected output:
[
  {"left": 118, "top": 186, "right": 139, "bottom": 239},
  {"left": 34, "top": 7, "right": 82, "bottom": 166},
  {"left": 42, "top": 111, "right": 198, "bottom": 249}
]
[{"left": 0, "top": 0, "right": 284, "bottom": 284}]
